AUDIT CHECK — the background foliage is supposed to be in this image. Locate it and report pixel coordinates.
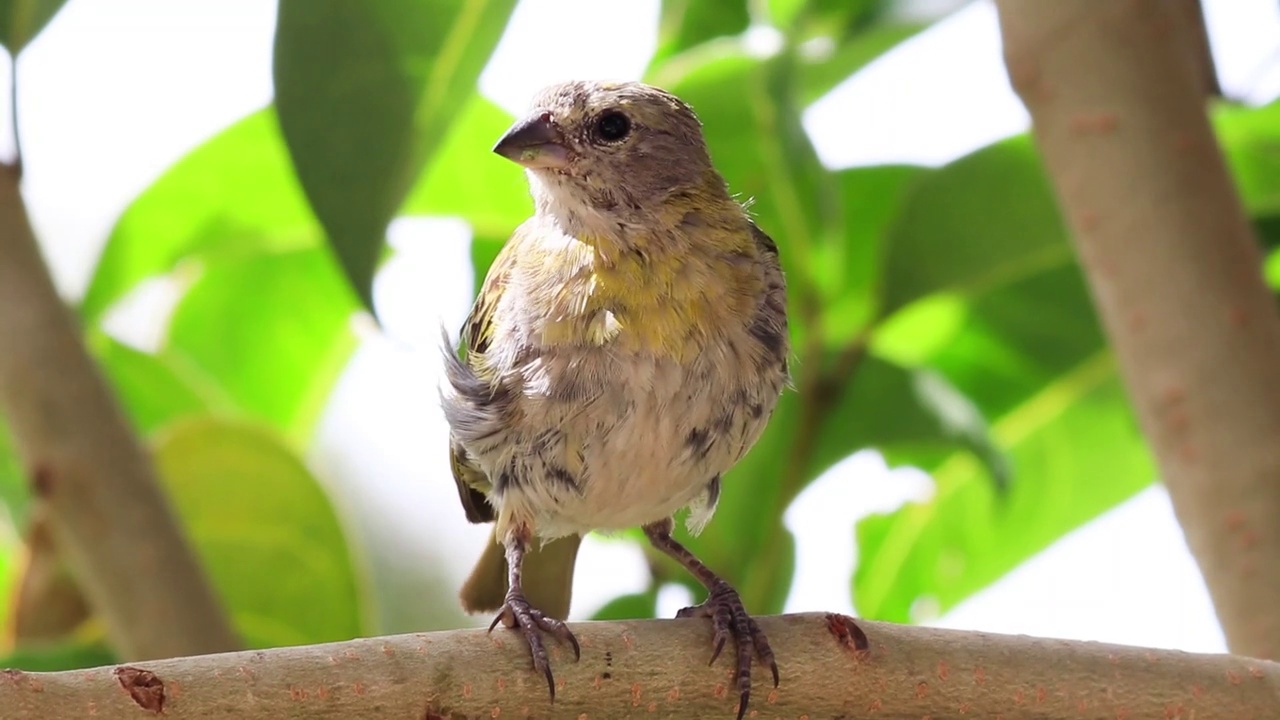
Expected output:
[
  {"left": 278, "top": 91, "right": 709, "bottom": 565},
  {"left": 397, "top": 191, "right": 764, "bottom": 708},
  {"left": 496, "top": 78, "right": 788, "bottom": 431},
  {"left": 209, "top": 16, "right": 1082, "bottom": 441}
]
[{"left": 0, "top": 0, "right": 1274, "bottom": 669}]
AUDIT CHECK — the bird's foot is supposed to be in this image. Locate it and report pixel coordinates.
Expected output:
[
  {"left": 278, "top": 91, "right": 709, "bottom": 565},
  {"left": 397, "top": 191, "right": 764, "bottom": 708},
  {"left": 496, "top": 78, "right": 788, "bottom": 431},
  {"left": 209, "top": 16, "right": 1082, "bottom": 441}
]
[
  {"left": 489, "top": 594, "right": 581, "bottom": 701},
  {"left": 677, "top": 580, "right": 778, "bottom": 720}
]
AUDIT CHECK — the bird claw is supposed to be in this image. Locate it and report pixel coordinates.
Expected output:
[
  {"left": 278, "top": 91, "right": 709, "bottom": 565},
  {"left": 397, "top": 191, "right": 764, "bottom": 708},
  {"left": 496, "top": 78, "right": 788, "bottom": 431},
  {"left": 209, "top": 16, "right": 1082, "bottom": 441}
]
[
  {"left": 677, "top": 582, "right": 778, "bottom": 720},
  {"left": 488, "top": 596, "right": 580, "bottom": 702}
]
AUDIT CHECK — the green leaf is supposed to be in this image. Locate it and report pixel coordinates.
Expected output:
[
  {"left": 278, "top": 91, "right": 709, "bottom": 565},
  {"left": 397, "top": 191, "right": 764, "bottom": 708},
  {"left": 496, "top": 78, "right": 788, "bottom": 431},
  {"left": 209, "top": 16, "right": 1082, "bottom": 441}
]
[
  {"left": 1214, "top": 100, "right": 1280, "bottom": 216},
  {"left": 855, "top": 264, "right": 1153, "bottom": 622},
  {"left": 0, "top": 414, "right": 26, "bottom": 526},
  {"left": 651, "top": 0, "right": 750, "bottom": 69},
  {"left": 81, "top": 108, "right": 316, "bottom": 323},
  {"left": 0, "top": 639, "right": 115, "bottom": 672},
  {"left": 591, "top": 589, "right": 658, "bottom": 621},
  {"left": 796, "top": 22, "right": 924, "bottom": 104},
  {"left": 0, "top": 0, "right": 66, "bottom": 55},
  {"left": 164, "top": 247, "right": 357, "bottom": 445},
  {"left": 878, "top": 135, "right": 1072, "bottom": 317},
  {"left": 402, "top": 94, "right": 530, "bottom": 238},
  {"left": 154, "top": 417, "right": 363, "bottom": 648},
  {"left": 818, "top": 164, "right": 929, "bottom": 341},
  {"left": 89, "top": 334, "right": 224, "bottom": 436},
  {"left": 273, "top": 0, "right": 517, "bottom": 311}
]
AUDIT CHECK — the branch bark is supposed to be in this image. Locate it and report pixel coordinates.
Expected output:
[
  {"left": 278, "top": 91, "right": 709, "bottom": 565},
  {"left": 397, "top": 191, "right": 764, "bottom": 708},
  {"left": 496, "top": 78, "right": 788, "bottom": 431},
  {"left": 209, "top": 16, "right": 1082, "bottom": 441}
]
[
  {"left": 3, "top": 613, "right": 1278, "bottom": 719},
  {"left": 0, "top": 168, "right": 239, "bottom": 658},
  {"left": 996, "top": 1, "right": 1280, "bottom": 660}
]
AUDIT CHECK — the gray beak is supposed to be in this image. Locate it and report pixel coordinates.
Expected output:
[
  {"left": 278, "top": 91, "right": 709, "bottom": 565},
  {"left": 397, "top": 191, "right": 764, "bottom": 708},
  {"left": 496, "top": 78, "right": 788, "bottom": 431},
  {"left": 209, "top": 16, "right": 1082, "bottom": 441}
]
[{"left": 493, "top": 112, "right": 569, "bottom": 169}]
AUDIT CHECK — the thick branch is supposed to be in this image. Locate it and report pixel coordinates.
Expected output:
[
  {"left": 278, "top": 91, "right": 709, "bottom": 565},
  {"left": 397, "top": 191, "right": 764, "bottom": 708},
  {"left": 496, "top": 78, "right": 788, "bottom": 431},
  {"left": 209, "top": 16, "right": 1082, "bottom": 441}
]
[
  {"left": 996, "top": 1, "right": 1280, "bottom": 660},
  {"left": 3, "top": 614, "right": 1278, "bottom": 719},
  {"left": 0, "top": 169, "right": 238, "bottom": 658}
]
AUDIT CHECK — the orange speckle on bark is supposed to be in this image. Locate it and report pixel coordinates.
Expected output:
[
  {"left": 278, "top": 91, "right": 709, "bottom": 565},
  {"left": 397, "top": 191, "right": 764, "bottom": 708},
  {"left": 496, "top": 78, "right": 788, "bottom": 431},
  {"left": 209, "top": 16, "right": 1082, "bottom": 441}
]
[
  {"left": 1225, "top": 510, "right": 1247, "bottom": 530},
  {"left": 1191, "top": 684, "right": 1203, "bottom": 697},
  {"left": 916, "top": 681, "right": 928, "bottom": 699},
  {"left": 937, "top": 662, "right": 949, "bottom": 680},
  {"left": 957, "top": 702, "right": 970, "bottom": 714},
  {"left": 867, "top": 698, "right": 883, "bottom": 712},
  {"left": 647, "top": 702, "right": 658, "bottom": 712},
  {"left": 1014, "top": 689, "right": 1024, "bottom": 705},
  {"left": 1229, "top": 306, "right": 1248, "bottom": 328},
  {"left": 463, "top": 683, "right": 473, "bottom": 698},
  {"left": 382, "top": 643, "right": 394, "bottom": 657},
  {"left": 1069, "top": 112, "right": 1119, "bottom": 135},
  {"left": 973, "top": 666, "right": 986, "bottom": 685},
  {"left": 1250, "top": 666, "right": 1265, "bottom": 678},
  {"left": 713, "top": 683, "right": 727, "bottom": 698},
  {"left": 317, "top": 686, "right": 330, "bottom": 700},
  {"left": 353, "top": 682, "right": 365, "bottom": 696},
  {"left": 1226, "top": 670, "right": 1242, "bottom": 685},
  {"left": 578, "top": 714, "right": 590, "bottom": 720},
  {"left": 490, "top": 706, "right": 501, "bottom": 718},
  {"left": 289, "top": 686, "right": 306, "bottom": 701},
  {"left": 1116, "top": 707, "right": 1130, "bottom": 720},
  {"left": 1036, "top": 686, "right": 1046, "bottom": 703},
  {"left": 631, "top": 682, "right": 643, "bottom": 706},
  {"left": 764, "top": 688, "right": 777, "bottom": 704}
]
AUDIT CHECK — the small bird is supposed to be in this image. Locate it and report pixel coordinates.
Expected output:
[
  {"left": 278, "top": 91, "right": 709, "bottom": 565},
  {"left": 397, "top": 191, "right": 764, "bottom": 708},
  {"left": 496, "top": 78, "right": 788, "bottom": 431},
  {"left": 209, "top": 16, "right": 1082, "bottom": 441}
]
[{"left": 442, "top": 80, "right": 791, "bottom": 719}]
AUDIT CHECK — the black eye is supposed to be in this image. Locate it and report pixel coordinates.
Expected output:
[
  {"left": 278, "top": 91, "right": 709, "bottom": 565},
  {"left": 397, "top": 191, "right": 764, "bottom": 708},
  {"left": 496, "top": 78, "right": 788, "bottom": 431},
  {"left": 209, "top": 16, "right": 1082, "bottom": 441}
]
[{"left": 594, "top": 111, "right": 631, "bottom": 143}]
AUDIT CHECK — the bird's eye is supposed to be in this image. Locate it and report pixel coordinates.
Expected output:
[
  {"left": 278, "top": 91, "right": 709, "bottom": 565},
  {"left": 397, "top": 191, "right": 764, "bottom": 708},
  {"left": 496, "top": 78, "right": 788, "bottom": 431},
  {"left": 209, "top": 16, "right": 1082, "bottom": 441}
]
[{"left": 593, "top": 111, "right": 631, "bottom": 143}]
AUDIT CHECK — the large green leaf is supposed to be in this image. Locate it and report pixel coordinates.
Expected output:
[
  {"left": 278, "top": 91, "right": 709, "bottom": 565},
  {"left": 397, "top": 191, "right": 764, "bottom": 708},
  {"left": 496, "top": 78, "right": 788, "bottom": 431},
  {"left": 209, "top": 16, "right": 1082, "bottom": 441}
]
[
  {"left": 163, "top": 247, "right": 357, "bottom": 445},
  {"left": 855, "top": 264, "right": 1153, "bottom": 621},
  {"left": 878, "top": 135, "right": 1071, "bottom": 317},
  {"left": 0, "top": 639, "right": 115, "bottom": 672},
  {"left": 154, "top": 418, "right": 363, "bottom": 648},
  {"left": 401, "top": 94, "right": 530, "bottom": 238},
  {"left": 80, "top": 108, "right": 315, "bottom": 323},
  {"left": 273, "top": 0, "right": 517, "bottom": 311},
  {"left": 0, "top": 414, "right": 25, "bottom": 526},
  {"left": 88, "top": 334, "right": 225, "bottom": 437},
  {"left": 818, "top": 164, "right": 929, "bottom": 341},
  {"left": 1215, "top": 100, "right": 1280, "bottom": 216},
  {"left": 0, "top": 0, "right": 66, "bottom": 55},
  {"left": 650, "top": 0, "right": 750, "bottom": 69}
]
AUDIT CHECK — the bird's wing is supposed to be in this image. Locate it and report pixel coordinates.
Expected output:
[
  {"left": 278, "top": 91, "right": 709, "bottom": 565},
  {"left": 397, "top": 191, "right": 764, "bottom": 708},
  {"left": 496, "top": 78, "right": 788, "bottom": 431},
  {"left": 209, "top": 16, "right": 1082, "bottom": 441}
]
[{"left": 447, "top": 225, "right": 528, "bottom": 525}]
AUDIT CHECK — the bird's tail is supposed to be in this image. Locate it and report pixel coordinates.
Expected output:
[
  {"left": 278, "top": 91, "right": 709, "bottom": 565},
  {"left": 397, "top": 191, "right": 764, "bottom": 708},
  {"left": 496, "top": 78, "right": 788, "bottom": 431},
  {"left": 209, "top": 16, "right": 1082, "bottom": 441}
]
[{"left": 459, "top": 530, "right": 582, "bottom": 620}]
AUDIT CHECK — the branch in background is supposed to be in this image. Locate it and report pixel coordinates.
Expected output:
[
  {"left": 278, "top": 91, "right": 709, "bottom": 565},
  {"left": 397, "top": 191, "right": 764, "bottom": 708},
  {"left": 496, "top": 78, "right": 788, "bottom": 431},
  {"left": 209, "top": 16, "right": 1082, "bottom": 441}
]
[
  {"left": 0, "top": 168, "right": 239, "bottom": 658},
  {"left": 996, "top": 0, "right": 1280, "bottom": 660},
  {"left": 3, "top": 613, "right": 1278, "bottom": 719},
  {"left": 1173, "top": 0, "right": 1223, "bottom": 98}
]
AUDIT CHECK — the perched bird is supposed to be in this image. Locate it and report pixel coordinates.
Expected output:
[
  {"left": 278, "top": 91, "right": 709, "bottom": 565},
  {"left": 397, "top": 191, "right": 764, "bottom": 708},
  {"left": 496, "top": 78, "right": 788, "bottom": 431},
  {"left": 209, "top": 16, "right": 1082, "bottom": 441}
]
[{"left": 442, "top": 80, "right": 792, "bottom": 719}]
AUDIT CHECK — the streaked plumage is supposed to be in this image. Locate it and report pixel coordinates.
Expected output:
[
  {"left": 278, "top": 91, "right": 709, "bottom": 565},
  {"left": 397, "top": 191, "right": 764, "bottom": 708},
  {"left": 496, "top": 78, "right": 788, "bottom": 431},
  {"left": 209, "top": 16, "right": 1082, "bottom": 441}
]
[{"left": 440, "top": 80, "right": 789, "bottom": 719}]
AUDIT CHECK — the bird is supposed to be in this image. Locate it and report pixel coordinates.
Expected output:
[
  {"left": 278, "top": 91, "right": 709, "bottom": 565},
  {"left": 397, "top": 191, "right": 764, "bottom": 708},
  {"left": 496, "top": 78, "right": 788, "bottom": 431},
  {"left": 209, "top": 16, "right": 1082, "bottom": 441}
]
[{"left": 441, "top": 79, "right": 793, "bottom": 719}]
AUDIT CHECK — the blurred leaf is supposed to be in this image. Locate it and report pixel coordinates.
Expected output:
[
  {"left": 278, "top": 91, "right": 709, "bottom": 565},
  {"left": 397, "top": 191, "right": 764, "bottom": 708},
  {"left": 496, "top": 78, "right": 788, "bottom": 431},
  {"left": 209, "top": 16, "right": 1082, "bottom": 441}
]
[
  {"left": 591, "top": 589, "right": 658, "bottom": 621},
  {"left": 273, "top": 0, "right": 516, "bottom": 311},
  {"left": 81, "top": 108, "right": 315, "bottom": 323},
  {"left": 154, "top": 417, "right": 363, "bottom": 648},
  {"left": 878, "top": 135, "right": 1071, "bottom": 317},
  {"left": 89, "top": 334, "right": 223, "bottom": 436},
  {"left": 796, "top": 22, "right": 923, "bottom": 104},
  {"left": 7, "top": 511, "right": 90, "bottom": 646},
  {"left": 0, "top": 415, "right": 25, "bottom": 526},
  {"left": 1215, "top": 100, "right": 1280, "bottom": 216},
  {"left": 855, "top": 264, "right": 1153, "bottom": 622},
  {"left": 0, "top": 0, "right": 66, "bottom": 55},
  {"left": 164, "top": 247, "right": 357, "bottom": 445},
  {"left": 818, "top": 165, "right": 929, "bottom": 341},
  {"left": 402, "top": 94, "right": 530, "bottom": 237},
  {"left": 651, "top": 0, "right": 749, "bottom": 68},
  {"left": 0, "top": 639, "right": 115, "bottom": 672}
]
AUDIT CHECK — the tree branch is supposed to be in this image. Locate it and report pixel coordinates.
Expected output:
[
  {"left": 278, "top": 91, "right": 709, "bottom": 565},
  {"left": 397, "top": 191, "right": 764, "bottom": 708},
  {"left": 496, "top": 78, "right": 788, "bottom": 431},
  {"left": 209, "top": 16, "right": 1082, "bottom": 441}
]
[
  {"left": 996, "top": 0, "right": 1280, "bottom": 660},
  {"left": 0, "top": 168, "right": 238, "bottom": 658},
  {"left": 3, "top": 613, "right": 1277, "bottom": 718}
]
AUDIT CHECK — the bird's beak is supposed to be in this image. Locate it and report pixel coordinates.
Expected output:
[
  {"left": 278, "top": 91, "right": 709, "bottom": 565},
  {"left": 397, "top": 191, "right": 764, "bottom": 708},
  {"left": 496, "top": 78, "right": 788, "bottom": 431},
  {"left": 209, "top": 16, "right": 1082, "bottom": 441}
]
[{"left": 493, "top": 112, "right": 568, "bottom": 170}]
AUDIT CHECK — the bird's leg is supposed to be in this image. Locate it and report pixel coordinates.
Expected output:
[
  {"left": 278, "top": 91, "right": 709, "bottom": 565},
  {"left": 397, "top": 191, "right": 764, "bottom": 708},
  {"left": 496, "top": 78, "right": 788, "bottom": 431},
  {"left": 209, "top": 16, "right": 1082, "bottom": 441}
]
[
  {"left": 643, "top": 518, "right": 779, "bottom": 720},
  {"left": 489, "top": 525, "right": 580, "bottom": 701}
]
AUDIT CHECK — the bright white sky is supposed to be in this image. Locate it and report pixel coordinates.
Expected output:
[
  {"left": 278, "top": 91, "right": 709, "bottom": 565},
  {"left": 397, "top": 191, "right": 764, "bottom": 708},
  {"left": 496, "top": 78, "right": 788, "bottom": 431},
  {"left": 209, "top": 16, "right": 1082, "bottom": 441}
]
[{"left": 13, "top": 0, "right": 1280, "bottom": 652}]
